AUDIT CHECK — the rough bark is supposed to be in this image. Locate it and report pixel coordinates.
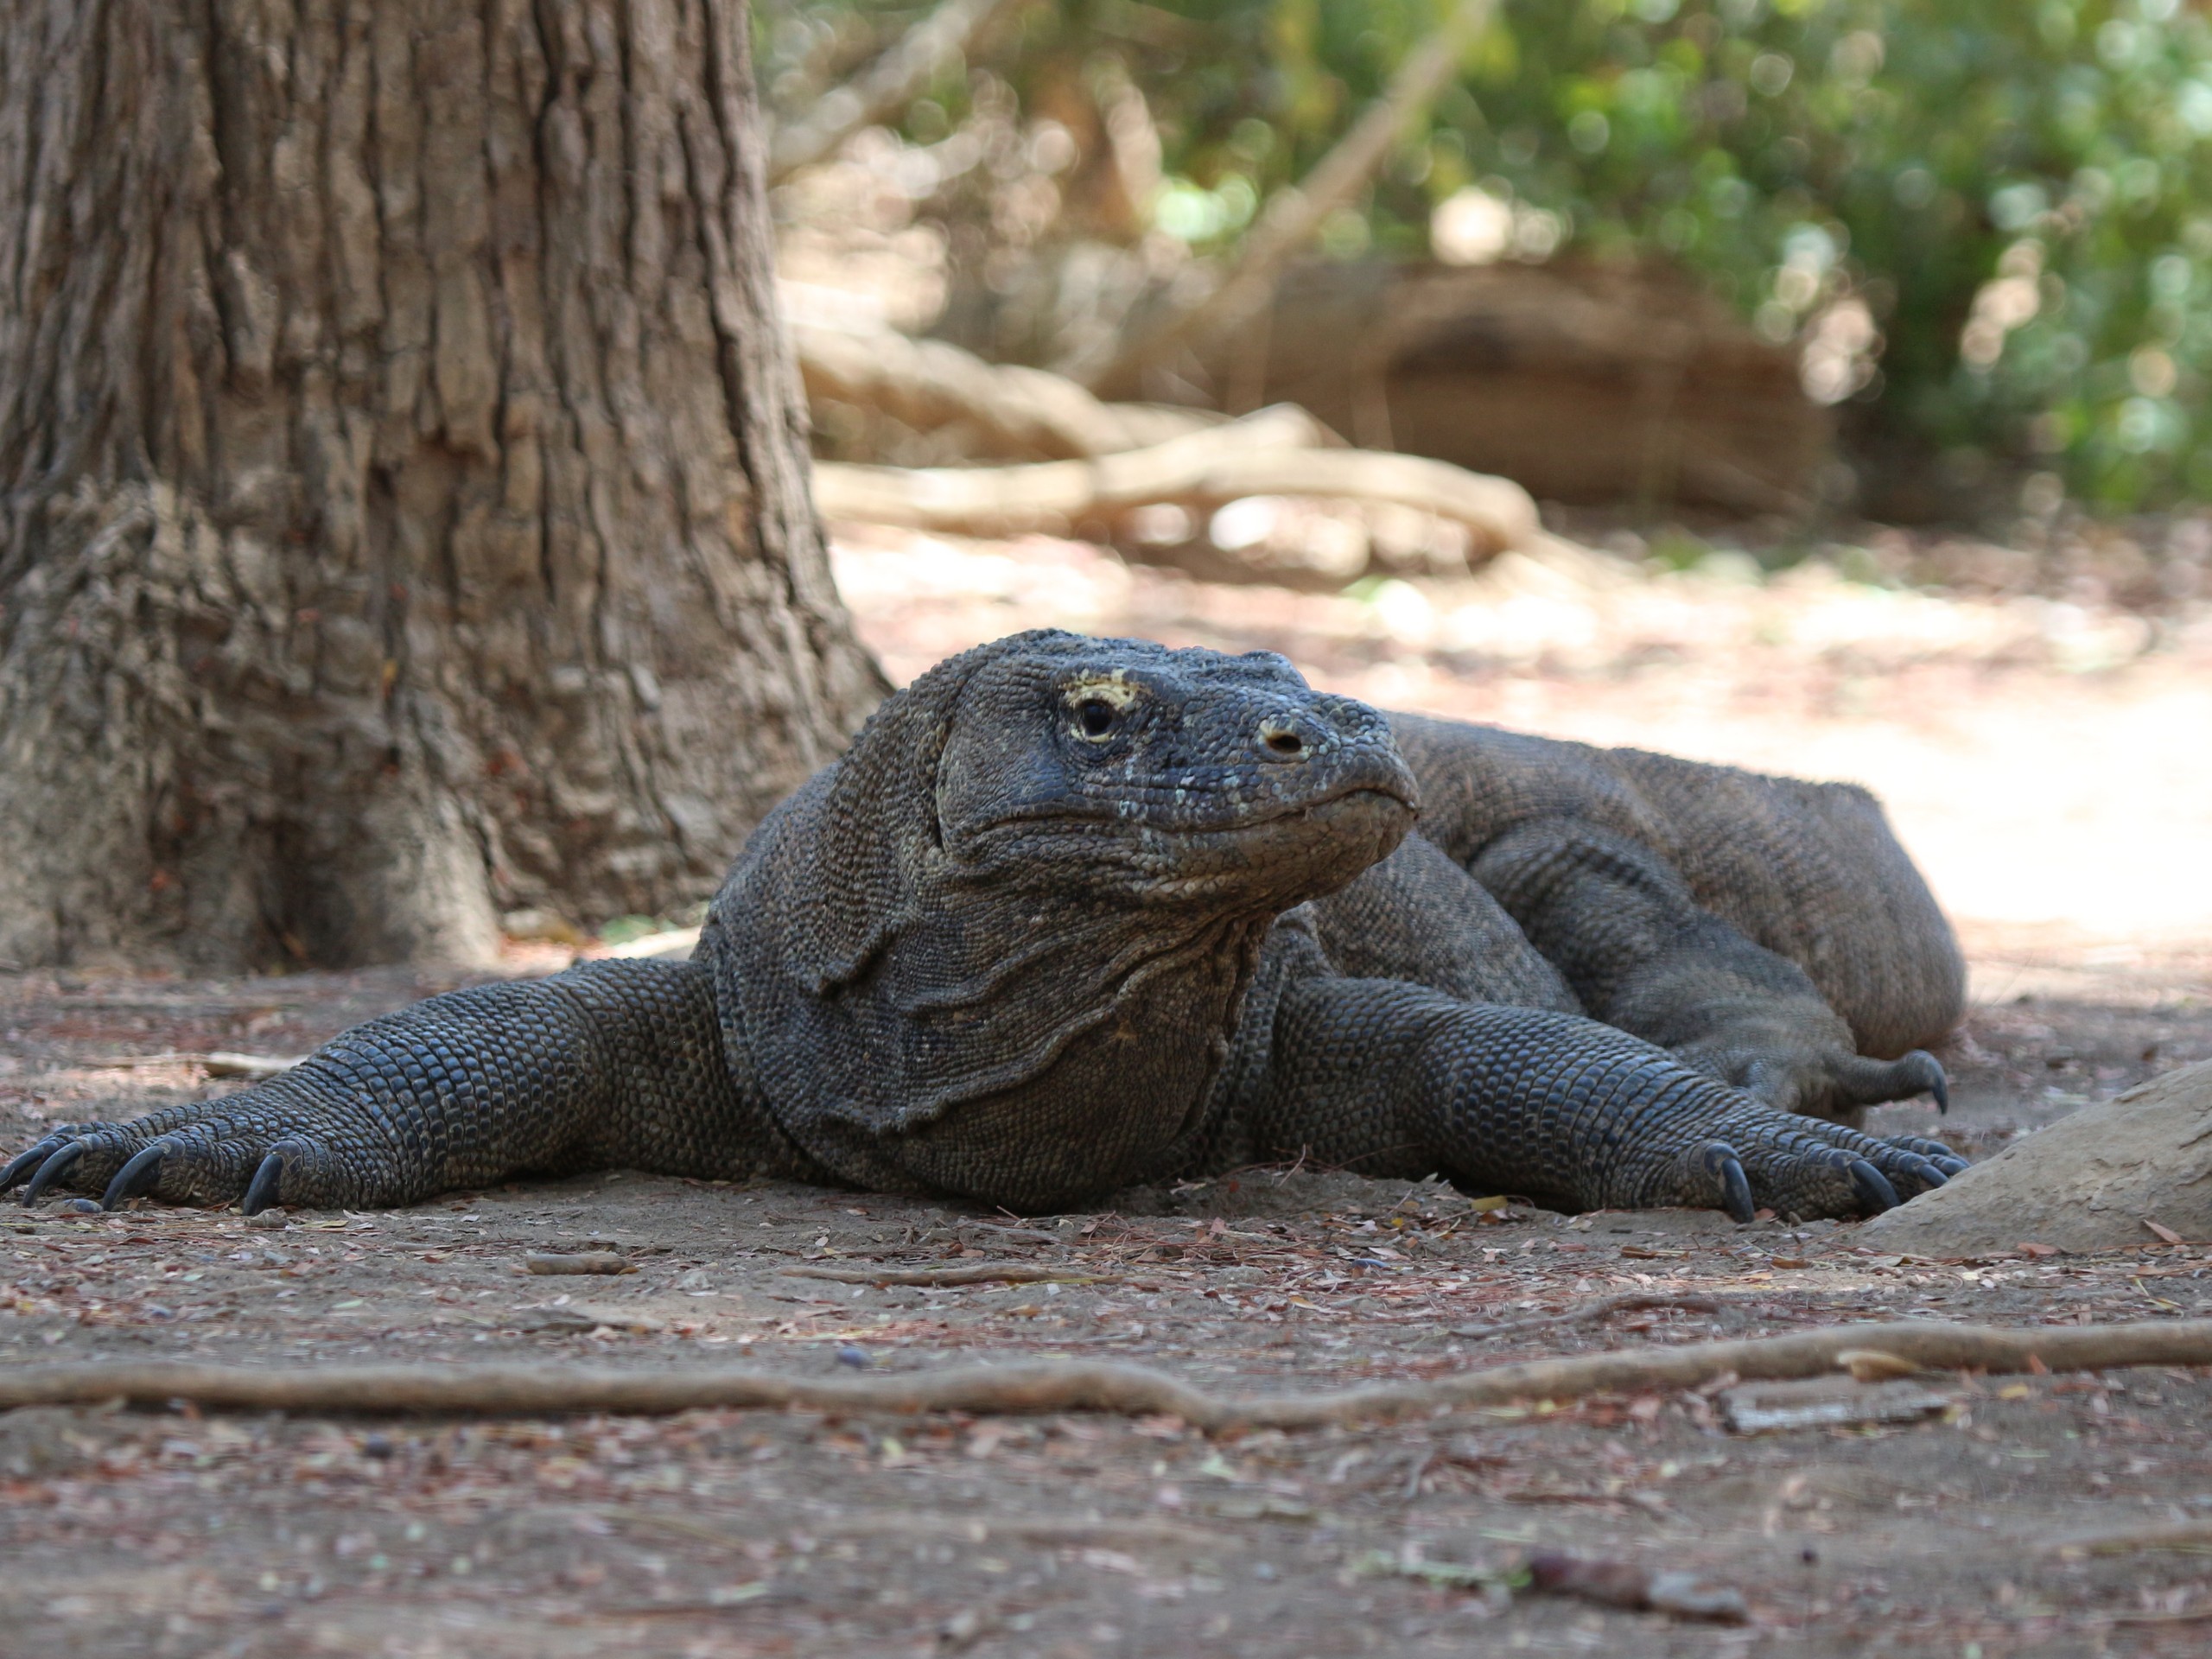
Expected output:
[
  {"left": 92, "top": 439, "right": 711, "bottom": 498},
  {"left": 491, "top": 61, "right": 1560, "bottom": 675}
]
[{"left": 0, "top": 0, "right": 882, "bottom": 972}]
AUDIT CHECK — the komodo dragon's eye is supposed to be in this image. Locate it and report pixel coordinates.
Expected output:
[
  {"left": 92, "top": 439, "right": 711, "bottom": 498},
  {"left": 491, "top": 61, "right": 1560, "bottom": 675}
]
[{"left": 1072, "top": 698, "right": 1119, "bottom": 740}]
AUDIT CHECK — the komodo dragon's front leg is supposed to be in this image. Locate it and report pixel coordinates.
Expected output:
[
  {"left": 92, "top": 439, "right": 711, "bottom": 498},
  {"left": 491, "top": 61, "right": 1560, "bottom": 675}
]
[
  {"left": 0, "top": 960, "right": 811, "bottom": 1211},
  {"left": 1241, "top": 928, "right": 1965, "bottom": 1220}
]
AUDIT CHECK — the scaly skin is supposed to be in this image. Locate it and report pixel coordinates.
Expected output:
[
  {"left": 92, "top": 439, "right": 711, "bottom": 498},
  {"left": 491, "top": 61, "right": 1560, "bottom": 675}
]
[{"left": 3, "top": 632, "right": 1966, "bottom": 1222}]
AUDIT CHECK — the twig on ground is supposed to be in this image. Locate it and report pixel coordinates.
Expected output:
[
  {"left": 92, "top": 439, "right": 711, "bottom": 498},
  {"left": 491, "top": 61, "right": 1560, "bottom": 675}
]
[
  {"left": 524, "top": 1252, "right": 637, "bottom": 1276},
  {"left": 1529, "top": 1551, "right": 1748, "bottom": 1623},
  {"left": 784, "top": 1261, "right": 1111, "bottom": 1287},
  {"left": 962, "top": 1220, "right": 1069, "bottom": 1247},
  {"left": 598, "top": 1505, "right": 1217, "bottom": 1551},
  {"left": 1448, "top": 1292, "right": 1722, "bottom": 1343},
  {"left": 5, "top": 1319, "right": 2209, "bottom": 1429},
  {"left": 2041, "top": 1519, "right": 2212, "bottom": 1557}
]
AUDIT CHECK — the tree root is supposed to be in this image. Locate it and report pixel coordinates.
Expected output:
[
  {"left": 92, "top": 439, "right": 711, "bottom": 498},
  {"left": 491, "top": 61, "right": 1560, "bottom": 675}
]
[
  {"left": 794, "top": 321, "right": 1220, "bottom": 462},
  {"left": 6, "top": 1319, "right": 2208, "bottom": 1429},
  {"left": 76, "top": 1051, "right": 302, "bottom": 1079},
  {"left": 810, "top": 404, "right": 1537, "bottom": 556}
]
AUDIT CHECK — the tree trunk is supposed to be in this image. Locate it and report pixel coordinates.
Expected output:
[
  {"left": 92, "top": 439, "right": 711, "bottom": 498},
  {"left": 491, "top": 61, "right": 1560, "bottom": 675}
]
[{"left": 0, "top": 0, "right": 883, "bottom": 972}]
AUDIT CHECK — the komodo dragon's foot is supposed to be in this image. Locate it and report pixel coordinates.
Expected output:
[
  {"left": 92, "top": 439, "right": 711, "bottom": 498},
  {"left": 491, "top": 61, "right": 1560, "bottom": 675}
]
[
  {"left": 2, "top": 1091, "right": 365, "bottom": 1214},
  {"left": 1656, "top": 1105, "right": 1967, "bottom": 1223},
  {"left": 1738, "top": 1046, "right": 1950, "bottom": 1128}
]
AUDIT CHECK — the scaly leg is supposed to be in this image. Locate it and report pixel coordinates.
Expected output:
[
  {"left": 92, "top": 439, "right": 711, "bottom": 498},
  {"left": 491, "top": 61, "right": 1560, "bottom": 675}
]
[
  {"left": 1248, "top": 971, "right": 1964, "bottom": 1220},
  {"left": 2, "top": 960, "right": 806, "bottom": 1211}
]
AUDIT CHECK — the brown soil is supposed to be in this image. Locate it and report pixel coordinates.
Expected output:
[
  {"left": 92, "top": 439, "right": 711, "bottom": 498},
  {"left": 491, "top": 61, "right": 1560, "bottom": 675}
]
[{"left": 5, "top": 535, "right": 2212, "bottom": 1656}]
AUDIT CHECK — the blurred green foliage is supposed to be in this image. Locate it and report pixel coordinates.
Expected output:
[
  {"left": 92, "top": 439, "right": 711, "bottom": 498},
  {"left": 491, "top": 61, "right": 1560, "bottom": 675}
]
[{"left": 764, "top": 1, "right": 2212, "bottom": 509}]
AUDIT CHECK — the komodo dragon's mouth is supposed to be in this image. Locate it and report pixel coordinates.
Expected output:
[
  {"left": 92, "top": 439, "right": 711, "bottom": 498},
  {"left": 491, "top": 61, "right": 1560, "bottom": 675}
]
[
  {"left": 1234, "top": 782, "right": 1418, "bottom": 826},
  {"left": 981, "top": 774, "right": 1419, "bottom": 839},
  {"left": 963, "top": 784, "right": 1416, "bottom": 909}
]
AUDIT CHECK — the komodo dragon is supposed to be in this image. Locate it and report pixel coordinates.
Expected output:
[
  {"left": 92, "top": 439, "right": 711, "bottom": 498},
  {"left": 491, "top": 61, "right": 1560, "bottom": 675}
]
[{"left": 3, "top": 632, "right": 1967, "bottom": 1223}]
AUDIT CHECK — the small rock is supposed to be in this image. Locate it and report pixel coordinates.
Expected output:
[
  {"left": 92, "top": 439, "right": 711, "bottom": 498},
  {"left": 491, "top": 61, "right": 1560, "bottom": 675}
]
[
  {"left": 1863, "top": 1058, "right": 2212, "bottom": 1255},
  {"left": 246, "top": 1209, "right": 290, "bottom": 1230}
]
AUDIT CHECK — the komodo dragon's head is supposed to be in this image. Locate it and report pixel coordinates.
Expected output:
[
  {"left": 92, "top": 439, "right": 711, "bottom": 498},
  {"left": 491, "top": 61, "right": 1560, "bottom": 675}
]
[{"left": 708, "top": 631, "right": 1417, "bottom": 1207}]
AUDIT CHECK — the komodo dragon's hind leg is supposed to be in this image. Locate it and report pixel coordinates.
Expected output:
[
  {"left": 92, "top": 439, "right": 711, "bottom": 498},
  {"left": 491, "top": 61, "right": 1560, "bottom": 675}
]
[
  {"left": 1466, "top": 818, "right": 1948, "bottom": 1129},
  {"left": 1, "top": 959, "right": 798, "bottom": 1212}
]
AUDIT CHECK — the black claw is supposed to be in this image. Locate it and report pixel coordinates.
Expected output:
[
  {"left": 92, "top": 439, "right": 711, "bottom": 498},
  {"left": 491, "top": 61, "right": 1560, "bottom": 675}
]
[
  {"left": 102, "top": 1144, "right": 167, "bottom": 1211},
  {"left": 0, "top": 1142, "right": 56, "bottom": 1195},
  {"left": 242, "top": 1152, "right": 287, "bottom": 1217},
  {"left": 1848, "top": 1158, "right": 1900, "bottom": 1216},
  {"left": 1910, "top": 1051, "right": 1950, "bottom": 1115},
  {"left": 22, "top": 1141, "right": 86, "bottom": 1205},
  {"left": 1882, "top": 1135, "right": 1965, "bottom": 1176},
  {"left": 1719, "top": 1155, "right": 1755, "bottom": 1224},
  {"left": 1890, "top": 1152, "right": 1946, "bottom": 1192},
  {"left": 1701, "top": 1143, "right": 1757, "bottom": 1224}
]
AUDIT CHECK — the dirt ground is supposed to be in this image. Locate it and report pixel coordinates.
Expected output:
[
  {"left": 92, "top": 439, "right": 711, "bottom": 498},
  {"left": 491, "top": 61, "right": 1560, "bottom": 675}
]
[{"left": 5, "top": 528, "right": 2212, "bottom": 1657}]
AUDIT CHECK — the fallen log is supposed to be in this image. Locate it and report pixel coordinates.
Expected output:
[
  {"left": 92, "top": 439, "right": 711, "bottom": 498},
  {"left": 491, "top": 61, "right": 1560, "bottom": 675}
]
[
  {"left": 810, "top": 404, "right": 1538, "bottom": 556},
  {"left": 6, "top": 1318, "right": 2206, "bottom": 1430}
]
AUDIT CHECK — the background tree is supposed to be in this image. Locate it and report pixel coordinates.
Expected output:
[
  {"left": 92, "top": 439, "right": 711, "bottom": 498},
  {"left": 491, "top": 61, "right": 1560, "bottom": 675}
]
[
  {"left": 762, "top": 0, "right": 2212, "bottom": 509},
  {"left": 0, "top": 0, "right": 883, "bottom": 972}
]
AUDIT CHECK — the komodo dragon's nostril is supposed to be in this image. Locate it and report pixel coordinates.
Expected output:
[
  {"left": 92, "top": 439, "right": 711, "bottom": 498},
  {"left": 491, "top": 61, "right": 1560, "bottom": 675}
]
[{"left": 1258, "top": 718, "right": 1307, "bottom": 760}]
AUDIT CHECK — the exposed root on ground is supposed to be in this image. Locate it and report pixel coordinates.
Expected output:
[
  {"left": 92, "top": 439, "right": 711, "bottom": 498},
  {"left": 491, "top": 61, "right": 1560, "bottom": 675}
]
[
  {"left": 809, "top": 404, "right": 1536, "bottom": 556},
  {"left": 7, "top": 1319, "right": 2207, "bottom": 1430}
]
